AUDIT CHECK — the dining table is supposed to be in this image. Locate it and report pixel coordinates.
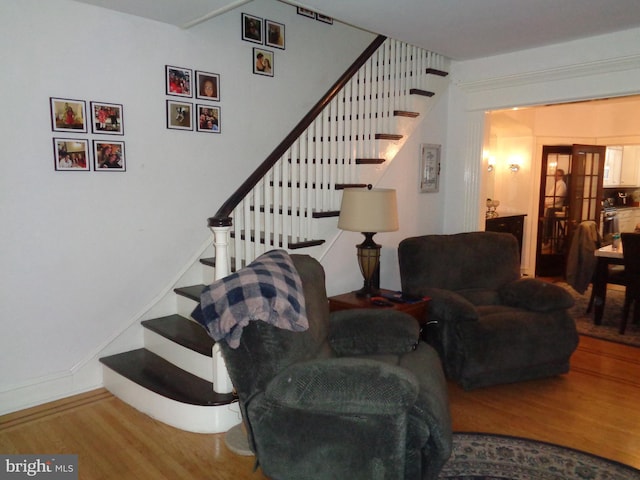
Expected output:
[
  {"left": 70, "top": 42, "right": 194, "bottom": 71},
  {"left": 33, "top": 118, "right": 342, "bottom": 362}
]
[{"left": 592, "top": 243, "right": 624, "bottom": 325}]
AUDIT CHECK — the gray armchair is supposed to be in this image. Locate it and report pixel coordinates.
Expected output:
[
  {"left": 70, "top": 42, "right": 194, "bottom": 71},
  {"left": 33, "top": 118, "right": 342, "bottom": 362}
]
[
  {"left": 398, "top": 231, "right": 578, "bottom": 390},
  {"left": 195, "top": 251, "right": 452, "bottom": 480}
]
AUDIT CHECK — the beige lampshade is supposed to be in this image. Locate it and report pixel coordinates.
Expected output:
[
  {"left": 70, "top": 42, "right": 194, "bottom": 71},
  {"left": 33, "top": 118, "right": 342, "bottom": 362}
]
[{"left": 338, "top": 188, "right": 399, "bottom": 233}]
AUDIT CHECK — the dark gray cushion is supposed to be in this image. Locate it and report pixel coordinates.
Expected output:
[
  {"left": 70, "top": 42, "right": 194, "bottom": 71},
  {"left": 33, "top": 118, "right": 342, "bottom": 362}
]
[{"left": 500, "top": 278, "right": 575, "bottom": 312}]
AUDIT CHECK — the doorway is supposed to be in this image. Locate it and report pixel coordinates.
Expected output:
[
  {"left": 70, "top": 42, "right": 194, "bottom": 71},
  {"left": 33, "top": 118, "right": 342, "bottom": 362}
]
[{"left": 535, "top": 144, "right": 605, "bottom": 277}]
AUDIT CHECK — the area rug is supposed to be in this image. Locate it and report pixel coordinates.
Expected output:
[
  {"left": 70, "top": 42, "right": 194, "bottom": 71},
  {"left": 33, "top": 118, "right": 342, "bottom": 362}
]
[
  {"left": 556, "top": 281, "right": 640, "bottom": 348},
  {"left": 439, "top": 433, "right": 640, "bottom": 479}
]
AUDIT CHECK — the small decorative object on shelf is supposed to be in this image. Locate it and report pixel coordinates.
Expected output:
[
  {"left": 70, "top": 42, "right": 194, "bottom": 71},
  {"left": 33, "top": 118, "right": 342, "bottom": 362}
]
[{"left": 485, "top": 198, "right": 500, "bottom": 218}]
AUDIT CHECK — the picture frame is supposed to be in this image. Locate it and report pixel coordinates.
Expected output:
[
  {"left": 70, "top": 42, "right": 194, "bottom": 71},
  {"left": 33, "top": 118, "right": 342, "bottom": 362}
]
[
  {"left": 316, "top": 14, "right": 333, "bottom": 25},
  {"left": 420, "top": 143, "right": 441, "bottom": 193},
  {"left": 93, "top": 140, "right": 126, "bottom": 171},
  {"left": 195, "top": 71, "right": 220, "bottom": 101},
  {"left": 90, "top": 101, "right": 124, "bottom": 135},
  {"left": 166, "top": 100, "right": 193, "bottom": 130},
  {"left": 242, "top": 13, "right": 263, "bottom": 44},
  {"left": 50, "top": 97, "right": 87, "bottom": 133},
  {"left": 53, "top": 138, "right": 90, "bottom": 171},
  {"left": 165, "top": 65, "right": 193, "bottom": 97},
  {"left": 265, "top": 19, "right": 285, "bottom": 49},
  {"left": 196, "top": 105, "right": 221, "bottom": 133},
  {"left": 297, "top": 7, "right": 316, "bottom": 19},
  {"left": 253, "top": 47, "right": 274, "bottom": 77}
]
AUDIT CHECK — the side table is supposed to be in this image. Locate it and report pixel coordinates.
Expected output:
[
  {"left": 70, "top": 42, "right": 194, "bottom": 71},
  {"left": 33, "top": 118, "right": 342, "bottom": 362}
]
[{"left": 328, "top": 289, "right": 430, "bottom": 340}]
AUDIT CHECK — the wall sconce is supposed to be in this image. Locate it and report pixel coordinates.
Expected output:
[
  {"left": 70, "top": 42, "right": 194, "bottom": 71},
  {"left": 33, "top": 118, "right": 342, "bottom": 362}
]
[{"left": 509, "top": 163, "right": 520, "bottom": 172}]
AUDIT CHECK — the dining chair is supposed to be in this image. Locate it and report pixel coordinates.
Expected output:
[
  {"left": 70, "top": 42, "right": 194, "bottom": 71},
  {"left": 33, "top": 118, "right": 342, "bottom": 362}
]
[{"left": 620, "top": 233, "right": 640, "bottom": 334}]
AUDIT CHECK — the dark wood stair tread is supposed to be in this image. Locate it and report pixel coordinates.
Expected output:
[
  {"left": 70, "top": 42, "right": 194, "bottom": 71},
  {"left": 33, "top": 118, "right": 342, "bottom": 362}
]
[
  {"left": 393, "top": 110, "right": 419, "bottom": 118},
  {"left": 100, "top": 349, "right": 236, "bottom": 406},
  {"left": 409, "top": 88, "right": 435, "bottom": 97},
  {"left": 229, "top": 231, "right": 325, "bottom": 249},
  {"left": 375, "top": 133, "right": 403, "bottom": 140},
  {"left": 142, "top": 315, "right": 213, "bottom": 357},
  {"left": 425, "top": 67, "right": 448, "bottom": 77},
  {"left": 174, "top": 284, "right": 206, "bottom": 302},
  {"left": 356, "top": 158, "right": 386, "bottom": 164}
]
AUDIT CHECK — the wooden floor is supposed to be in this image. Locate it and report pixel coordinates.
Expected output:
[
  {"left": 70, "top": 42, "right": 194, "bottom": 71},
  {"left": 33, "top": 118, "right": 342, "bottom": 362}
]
[{"left": 1, "top": 335, "right": 639, "bottom": 479}]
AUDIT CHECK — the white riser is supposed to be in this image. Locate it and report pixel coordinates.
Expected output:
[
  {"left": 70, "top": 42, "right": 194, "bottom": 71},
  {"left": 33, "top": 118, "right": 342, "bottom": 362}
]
[
  {"left": 102, "top": 367, "right": 241, "bottom": 434},
  {"left": 143, "top": 329, "right": 213, "bottom": 382}
]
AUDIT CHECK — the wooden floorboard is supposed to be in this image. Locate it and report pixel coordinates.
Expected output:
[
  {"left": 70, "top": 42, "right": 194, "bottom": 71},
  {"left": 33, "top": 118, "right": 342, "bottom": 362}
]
[{"left": 1, "top": 335, "right": 639, "bottom": 479}]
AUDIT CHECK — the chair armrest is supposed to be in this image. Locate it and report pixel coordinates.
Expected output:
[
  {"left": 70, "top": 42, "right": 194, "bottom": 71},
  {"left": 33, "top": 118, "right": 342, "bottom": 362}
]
[
  {"left": 425, "top": 288, "right": 479, "bottom": 324},
  {"left": 265, "top": 357, "right": 419, "bottom": 414},
  {"left": 499, "top": 278, "right": 574, "bottom": 312},
  {"left": 328, "top": 309, "right": 419, "bottom": 356}
]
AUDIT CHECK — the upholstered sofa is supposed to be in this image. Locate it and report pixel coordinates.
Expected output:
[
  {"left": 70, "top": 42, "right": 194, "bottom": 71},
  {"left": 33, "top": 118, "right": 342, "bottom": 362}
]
[
  {"left": 195, "top": 251, "right": 452, "bottom": 480},
  {"left": 398, "top": 231, "right": 579, "bottom": 390}
]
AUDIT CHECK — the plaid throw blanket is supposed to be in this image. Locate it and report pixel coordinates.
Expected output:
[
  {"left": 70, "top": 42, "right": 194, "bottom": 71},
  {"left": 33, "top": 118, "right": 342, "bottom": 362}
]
[{"left": 193, "top": 250, "right": 308, "bottom": 349}]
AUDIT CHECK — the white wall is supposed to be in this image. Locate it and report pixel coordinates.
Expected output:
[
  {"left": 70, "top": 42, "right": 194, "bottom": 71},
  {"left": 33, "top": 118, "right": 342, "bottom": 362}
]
[{"left": 0, "top": 0, "right": 376, "bottom": 412}]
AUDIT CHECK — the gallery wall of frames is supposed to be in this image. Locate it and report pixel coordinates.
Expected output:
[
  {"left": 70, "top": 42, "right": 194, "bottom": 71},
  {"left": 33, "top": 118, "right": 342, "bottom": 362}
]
[{"left": 49, "top": 5, "right": 332, "bottom": 173}]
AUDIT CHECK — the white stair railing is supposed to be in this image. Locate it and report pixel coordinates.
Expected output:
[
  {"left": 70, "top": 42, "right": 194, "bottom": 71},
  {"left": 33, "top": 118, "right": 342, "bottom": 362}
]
[{"left": 209, "top": 37, "right": 450, "bottom": 275}]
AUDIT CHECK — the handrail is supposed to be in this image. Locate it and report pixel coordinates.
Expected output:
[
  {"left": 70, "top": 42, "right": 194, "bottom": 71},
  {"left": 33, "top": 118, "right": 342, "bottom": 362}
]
[{"left": 208, "top": 34, "right": 387, "bottom": 228}]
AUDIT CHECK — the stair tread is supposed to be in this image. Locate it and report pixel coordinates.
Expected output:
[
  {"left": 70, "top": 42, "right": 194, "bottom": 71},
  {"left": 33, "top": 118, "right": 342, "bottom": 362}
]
[
  {"left": 142, "top": 315, "right": 213, "bottom": 357},
  {"left": 100, "top": 349, "right": 235, "bottom": 406},
  {"left": 409, "top": 88, "right": 435, "bottom": 97},
  {"left": 174, "top": 284, "right": 206, "bottom": 302}
]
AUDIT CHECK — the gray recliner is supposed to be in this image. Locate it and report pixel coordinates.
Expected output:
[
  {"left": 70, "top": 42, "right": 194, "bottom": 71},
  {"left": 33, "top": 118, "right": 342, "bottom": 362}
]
[
  {"left": 398, "top": 231, "right": 579, "bottom": 390},
  {"left": 198, "top": 253, "right": 452, "bottom": 480}
]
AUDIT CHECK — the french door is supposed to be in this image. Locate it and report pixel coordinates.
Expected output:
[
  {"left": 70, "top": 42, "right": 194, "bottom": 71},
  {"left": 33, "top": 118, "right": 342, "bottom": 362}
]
[{"left": 536, "top": 144, "right": 605, "bottom": 277}]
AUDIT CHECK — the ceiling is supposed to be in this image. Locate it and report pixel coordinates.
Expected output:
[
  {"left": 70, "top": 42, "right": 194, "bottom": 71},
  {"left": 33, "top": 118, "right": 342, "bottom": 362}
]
[{"left": 74, "top": 0, "right": 640, "bottom": 60}]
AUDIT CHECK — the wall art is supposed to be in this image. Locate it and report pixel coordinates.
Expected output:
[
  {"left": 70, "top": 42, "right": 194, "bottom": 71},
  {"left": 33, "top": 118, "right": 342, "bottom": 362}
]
[
  {"left": 420, "top": 143, "right": 441, "bottom": 193},
  {"left": 50, "top": 97, "right": 87, "bottom": 133},
  {"left": 196, "top": 71, "right": 220, "bottom": 101},
  {"left": 94, "top": 140, "right": 126, "bottom": 171},
  {"left": 53, "top": 138, "right": 89, "bottom": 171},
  {"left": 242, "top": 13, "right": 263, "bottom": 44},
  {"left": 196, "top": 105, "right": 221, "bottom": 133},
  {"left": 253, "top": 47, "right": 274, "bottom": 77},
  {"left": 90, "top": 101, "right": 124, "bottom": 135},
  {"left": 166, "top": 100, "right": 193, "bottom": 131},
  {"left": 166, "top": 65, "right": 192, "bottom": 97},
  {"left": 265, "top": 19, "right": 285, "bottom": 49},
  {"left": 316, "top": 14, "right": 333, "bottom": 24},
  {"left": 297, "top": 7, "right": 315, "bottom": 19}
]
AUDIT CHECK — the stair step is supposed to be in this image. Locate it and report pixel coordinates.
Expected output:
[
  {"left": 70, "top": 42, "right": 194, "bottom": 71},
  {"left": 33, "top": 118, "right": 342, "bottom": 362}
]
[
  {"left": 174, "top": 284, "right": 206, "bottom": 302},
  {"left": 409, "top": 88, "right": 435, "bottom": 97},
  {"left": 425, "top": 67, "right": 449, "bottom": 77},
  {"left": 100, "top": 349, "right": 235, "bottom": 406},
  {"left": 142, "top": 315, "right": 213, "bottom": 357},
  {"left": 335, "top": 183, "right": 368, "bottom": 190},
  {"left": 375, "top": 133, "right": 403, "bottom": 140},
  {"left": 356, "top": 158, "right": 386, "bottom": 164},
  {"left": 394, "top": 110, "right": 420, "bottom": 118},
  {"left": 312, "top": 210, "right": 340, "bottom": 218},
  {"left": 229, "top": 231, "right": 325, "bottom": 249},
  {"left": 201, "top": 257, "right": 239, "bottom": 271}
]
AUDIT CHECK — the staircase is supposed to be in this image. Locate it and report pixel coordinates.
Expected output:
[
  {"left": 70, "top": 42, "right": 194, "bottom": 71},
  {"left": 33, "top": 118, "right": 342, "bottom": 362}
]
[{"left": 100, "top": 36, "right": 450, "bottom": 433}]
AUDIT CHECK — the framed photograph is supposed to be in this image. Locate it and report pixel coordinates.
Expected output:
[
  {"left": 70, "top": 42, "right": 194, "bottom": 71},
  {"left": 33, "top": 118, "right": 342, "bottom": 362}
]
[
  {"left": 253, "top": 47, "right": 274, "bottom": 77},
  {"left": 297, "top": 7, "right": 316, "bottom": 19},
  {"left": 166, "top": 100, "right": 193, "bottom": 130},
  {"left": 165, "top": 65, "right": 193, "bottom": 97},
  {"left": 420, "top": 143, "right": 441, "bottom": 193},
  {"left": 196, "top": 105, "right": 221, "bottom": 133},
  {"left": 265, "top": 20, "right": 285, "bottom": 49},
  {"left": 316, "top": 14, "right": 333, "bottom": 24},
  {"left": 50, "top": 97, "right": 87, "bottom": 133},
  {"left": 90, "top": 101, "right": 123, "bottom": 135},
  {"left": 196, "top": 71, "right": 220, "bottom": 101},
  {"left": 53, "top": 138, "right": 90, "bottom": 171},
  {"left": 242, "top": 13, "right": 263, "bottom": 44},
  {"left": 94, "top": 140, "right": 126, "bottom": 171}
]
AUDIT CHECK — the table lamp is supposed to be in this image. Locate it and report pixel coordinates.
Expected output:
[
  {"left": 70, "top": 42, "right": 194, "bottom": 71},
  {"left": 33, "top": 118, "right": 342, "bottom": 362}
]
[{"left": 338, "top": 187, "right": 399, "bottom": 297}]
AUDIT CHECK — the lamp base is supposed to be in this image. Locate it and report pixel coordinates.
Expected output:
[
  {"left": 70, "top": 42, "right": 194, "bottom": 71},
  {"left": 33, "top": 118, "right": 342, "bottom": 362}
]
[
  {"left": 354, "top": 285, "right": 381, "bottom": 298},
  {"left": 355, "top": 232, "right": 381, "bottom": 298}
]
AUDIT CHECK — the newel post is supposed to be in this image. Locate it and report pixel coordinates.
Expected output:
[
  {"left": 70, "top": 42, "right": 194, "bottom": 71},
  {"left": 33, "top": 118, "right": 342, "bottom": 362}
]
[{"left": 208, "top": 216, "right": 232, "bottom": 280}]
